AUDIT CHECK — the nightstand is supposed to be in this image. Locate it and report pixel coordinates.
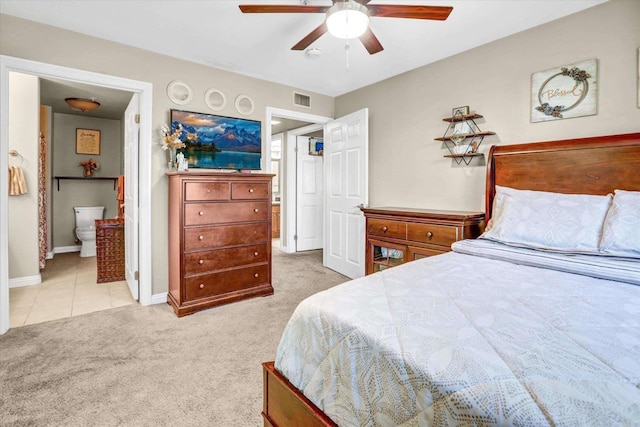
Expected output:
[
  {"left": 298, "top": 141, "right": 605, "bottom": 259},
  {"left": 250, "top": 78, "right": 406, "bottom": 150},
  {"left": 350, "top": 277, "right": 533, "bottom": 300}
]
[{"left": 361, "top": 207, "right": 485, "bottom": 275}]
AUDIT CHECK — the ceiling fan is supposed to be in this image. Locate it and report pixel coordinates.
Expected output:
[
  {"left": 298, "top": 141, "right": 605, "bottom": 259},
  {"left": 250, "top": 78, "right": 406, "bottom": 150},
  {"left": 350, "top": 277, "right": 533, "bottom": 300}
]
[{"left": 239, "top": 1, "right": 453, "bottom": 55}]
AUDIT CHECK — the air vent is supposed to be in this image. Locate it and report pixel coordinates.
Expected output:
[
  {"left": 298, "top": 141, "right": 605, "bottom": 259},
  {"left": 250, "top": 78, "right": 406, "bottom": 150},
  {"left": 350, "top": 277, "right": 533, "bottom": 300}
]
[{"left": 293, "top": 92, "right": 311, "bottom": 108}]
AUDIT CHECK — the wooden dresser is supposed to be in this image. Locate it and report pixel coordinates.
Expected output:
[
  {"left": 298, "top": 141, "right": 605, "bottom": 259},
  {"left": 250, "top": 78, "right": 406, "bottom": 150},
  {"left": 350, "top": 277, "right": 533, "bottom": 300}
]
[
  {"left": 361, "top": 207, "right": 485, "bottom": 275},
  {"left": 167, "top": 172, "right": 274, "bottom": 317}
]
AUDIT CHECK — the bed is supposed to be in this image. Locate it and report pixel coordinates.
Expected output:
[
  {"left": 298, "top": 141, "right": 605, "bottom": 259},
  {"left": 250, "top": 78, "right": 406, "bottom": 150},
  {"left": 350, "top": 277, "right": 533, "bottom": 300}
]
[{"left": 262, "top": 132, "right": 640, "bottom": 426}]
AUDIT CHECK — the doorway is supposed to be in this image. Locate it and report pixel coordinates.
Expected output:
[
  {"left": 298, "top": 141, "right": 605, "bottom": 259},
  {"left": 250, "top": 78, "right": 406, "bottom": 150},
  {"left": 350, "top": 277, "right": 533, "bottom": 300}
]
[
  {"left": 265, "top": 107, "right": 331, "bottom": 255},
  {"left": 0, "top": 55, "right": 153, "bottom": 335}
]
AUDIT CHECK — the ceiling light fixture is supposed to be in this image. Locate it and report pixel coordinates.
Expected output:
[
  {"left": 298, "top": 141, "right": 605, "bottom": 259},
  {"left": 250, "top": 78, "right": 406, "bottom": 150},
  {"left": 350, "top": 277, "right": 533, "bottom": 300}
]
[
  {"left": 65, "top": 97, "right": 100, "bottom": 112},
  {"left": 325, "top": 1, "right": 369, "bottom": 40}
]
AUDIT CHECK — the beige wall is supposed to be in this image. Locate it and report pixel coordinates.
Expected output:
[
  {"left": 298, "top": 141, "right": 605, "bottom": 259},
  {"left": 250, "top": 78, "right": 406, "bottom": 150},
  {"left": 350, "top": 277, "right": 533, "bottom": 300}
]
[
  {"left": 8, "top": 72, "right": 40, "bottom": 280},
  {"left": 336, "top": 0, "right": 640, "bottom": 212},
  {"left": 52, "top": 113, "right": 121, "bottom": 248},
  {"left": 0, "top": 13, "right": 334, "bottom": 293}
]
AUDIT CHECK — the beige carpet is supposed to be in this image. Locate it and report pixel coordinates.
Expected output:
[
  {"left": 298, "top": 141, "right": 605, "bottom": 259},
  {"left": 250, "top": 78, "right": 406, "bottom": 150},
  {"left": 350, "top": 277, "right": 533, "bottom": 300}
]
[{"left": 0, "top": 248, "right": 348, "bottom": 426}]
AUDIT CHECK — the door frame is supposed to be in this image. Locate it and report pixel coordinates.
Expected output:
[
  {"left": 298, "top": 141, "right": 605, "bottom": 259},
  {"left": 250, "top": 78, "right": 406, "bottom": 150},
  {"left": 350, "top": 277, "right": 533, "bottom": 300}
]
[
  {"left": 265, "top": 107, "right": 331, "bottom": 254},
  {"left": 0, "top": 55, "right": 154, "bottom": 334}
]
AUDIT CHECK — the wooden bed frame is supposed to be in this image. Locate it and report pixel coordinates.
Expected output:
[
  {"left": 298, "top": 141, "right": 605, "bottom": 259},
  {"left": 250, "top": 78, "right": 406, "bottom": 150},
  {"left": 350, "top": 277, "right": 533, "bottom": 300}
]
[{"left": 262, "top": 132, "right": 640, "bottom": 427}]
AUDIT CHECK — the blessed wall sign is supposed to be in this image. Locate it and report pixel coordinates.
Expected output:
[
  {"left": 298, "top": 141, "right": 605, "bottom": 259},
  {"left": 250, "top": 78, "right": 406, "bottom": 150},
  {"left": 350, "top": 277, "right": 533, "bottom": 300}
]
[{"left": 531, "top": 58, "right": 598, "bottom": 123}]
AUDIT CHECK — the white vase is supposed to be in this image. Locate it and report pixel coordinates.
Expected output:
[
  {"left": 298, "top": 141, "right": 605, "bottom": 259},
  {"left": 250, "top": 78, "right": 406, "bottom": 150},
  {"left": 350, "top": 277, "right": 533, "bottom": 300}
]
[{"left": 167, "top": 148, "right": 177, "bottom": 171}]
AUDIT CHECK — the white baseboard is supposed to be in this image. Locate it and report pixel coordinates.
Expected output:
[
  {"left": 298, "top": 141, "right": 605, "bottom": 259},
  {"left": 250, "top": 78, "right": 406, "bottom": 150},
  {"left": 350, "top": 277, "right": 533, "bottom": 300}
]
[
  {"left": 151, "top": 293, "right": 168, "bottom": 305},
  {"left": 9, "top": 274, "right": 42, "bottom": 288},
  {"left": 54, "top": 245, "right": 81, "bottom": 254},
  {"left": 46, "top": 251, "right": 54, "bottom": 260}
]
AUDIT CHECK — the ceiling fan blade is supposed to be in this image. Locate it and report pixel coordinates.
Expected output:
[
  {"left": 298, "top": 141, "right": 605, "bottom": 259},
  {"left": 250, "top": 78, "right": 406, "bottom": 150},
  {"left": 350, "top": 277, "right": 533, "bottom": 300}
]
[
  {"left": 239, "top": 5, "right": 330, "bottom": 14},
  {"left": 359, "top": 28, "right": 384, "bottom": 55},
  {"left": 367, "top": 5, "right": 453, "bottom": 20},
  {"left": 292, "top": 22, "right": 328, "bottom": 51}
]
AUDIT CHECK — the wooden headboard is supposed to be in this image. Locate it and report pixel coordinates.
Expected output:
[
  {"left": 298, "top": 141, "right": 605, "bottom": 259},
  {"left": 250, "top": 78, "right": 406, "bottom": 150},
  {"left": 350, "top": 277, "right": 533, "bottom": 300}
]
[{"left": 485, "top": 133, "right": 640, "bottom": 222}]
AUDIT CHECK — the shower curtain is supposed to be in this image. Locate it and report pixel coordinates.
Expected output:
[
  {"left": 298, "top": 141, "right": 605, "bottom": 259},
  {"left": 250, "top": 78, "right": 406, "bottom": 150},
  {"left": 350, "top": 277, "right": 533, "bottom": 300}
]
[{"left": 38, "top": 132, "right": 47, "bottom": 269}]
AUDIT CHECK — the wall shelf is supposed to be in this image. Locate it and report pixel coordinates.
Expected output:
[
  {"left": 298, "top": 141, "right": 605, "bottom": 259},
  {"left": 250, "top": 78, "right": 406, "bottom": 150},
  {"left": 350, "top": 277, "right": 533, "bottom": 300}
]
[
  {"left": 436, "top": 111, "right": 496, "bottom": 165},
  {"left": 54, "top": 176, "right": 118, "bottom": 191}
]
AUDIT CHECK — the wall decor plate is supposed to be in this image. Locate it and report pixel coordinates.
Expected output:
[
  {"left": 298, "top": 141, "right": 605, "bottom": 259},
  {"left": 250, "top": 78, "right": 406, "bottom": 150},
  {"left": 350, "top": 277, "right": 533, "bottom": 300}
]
[
  {"left": 205, "top": 88, "right": 226, "bottom": 111},
  {"left": 167, "top": 80, "right": 193, "bottom": 105},
  {"left": 235, "top": 94, "right": 255, "bottom": 115},
  {"left": 531, "top": 58, "right": 597, "bottom": 122}
]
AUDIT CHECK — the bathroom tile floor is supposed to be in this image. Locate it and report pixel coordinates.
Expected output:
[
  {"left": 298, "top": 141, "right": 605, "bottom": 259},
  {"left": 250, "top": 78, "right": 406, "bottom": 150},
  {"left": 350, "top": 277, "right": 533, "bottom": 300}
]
[{"left": 9, "top": 252, "right": 136, "bottom": 328}]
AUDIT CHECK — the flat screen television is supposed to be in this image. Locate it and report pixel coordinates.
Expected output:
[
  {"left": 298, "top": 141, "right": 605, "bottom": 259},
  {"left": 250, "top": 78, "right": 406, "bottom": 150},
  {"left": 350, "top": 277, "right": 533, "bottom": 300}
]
[{"left": 171, "top": 109, "right": 262, "bottom": 170}]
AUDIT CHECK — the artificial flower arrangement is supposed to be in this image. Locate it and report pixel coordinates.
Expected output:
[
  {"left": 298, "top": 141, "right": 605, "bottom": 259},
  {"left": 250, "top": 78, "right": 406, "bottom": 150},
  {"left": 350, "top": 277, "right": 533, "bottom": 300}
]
[
  {"left": 160, "top": 123, "right": 186, "bottom": 151},
  {"left": 79, "top": 158, "right": 99, "bottom": 177}
]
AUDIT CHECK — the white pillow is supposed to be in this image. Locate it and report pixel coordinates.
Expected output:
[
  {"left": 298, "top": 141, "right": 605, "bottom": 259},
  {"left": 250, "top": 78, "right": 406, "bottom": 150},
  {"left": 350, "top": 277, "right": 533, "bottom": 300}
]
[
  {"left": 599, "top": 189, "right": 640, "bottom": 258},
  {"left": 482, "top": 186, "right": 612, "bottom": 253}
]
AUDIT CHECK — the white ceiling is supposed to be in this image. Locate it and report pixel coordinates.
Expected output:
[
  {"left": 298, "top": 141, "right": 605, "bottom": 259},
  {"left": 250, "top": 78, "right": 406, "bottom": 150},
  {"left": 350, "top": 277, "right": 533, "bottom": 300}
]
[{"left": 0, "top": 0, "right": 606, "bottom": 97}]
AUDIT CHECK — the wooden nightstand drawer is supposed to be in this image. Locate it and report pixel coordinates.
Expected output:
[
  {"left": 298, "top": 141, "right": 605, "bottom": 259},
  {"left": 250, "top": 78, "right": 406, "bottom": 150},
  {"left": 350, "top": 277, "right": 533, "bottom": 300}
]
[
  {"left": 184, "top": 223, "right": 269, "bottom": 251},
  {"left": 184, "top": 264, "right": 269, "bottom": 301},
  {"left": 232, "top": 182, "right": 270, "bottom": 200},
  {"left": 407, "top": 222, "right": 458, "bottom": 247},
  {"left": 185, "top": 201, "right": 269, "bottom": 225},
  {"left": 184, "top": 182, "right": 229, "bottom": 201},
  {"left": 367, "top": 219, "right": 406, "bottom": 239},
  {"left": 183, "top": 243, "right": 269, "bottom": 275}
]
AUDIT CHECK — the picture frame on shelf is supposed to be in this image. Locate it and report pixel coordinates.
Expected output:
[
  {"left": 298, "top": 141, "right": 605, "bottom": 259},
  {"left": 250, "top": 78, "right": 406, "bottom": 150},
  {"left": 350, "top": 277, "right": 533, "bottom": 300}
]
[{"left": 452, "top": 106, "right": 469, "bottom": 118}]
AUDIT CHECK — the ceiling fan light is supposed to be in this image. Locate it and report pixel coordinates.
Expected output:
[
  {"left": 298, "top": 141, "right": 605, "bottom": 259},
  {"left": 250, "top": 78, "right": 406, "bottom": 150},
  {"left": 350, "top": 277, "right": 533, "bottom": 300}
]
[
  {"left": 65, "top": 97, "right": 100, "bottom": 112},
  {"left": 326, "top": 1, "right": 369, "bottom": 40}
]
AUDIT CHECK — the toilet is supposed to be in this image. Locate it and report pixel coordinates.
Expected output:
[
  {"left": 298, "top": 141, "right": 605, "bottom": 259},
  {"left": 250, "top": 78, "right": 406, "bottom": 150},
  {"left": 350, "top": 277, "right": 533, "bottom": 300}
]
[{"left": 74, "top": 206, "right": 105, "bottom": 257}]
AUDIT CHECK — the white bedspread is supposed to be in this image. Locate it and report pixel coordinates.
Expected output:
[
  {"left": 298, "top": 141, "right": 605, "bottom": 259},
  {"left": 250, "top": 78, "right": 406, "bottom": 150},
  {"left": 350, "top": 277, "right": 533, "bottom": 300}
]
[{"left": 275, "top": 242, "right": 640, "bottom": 426}]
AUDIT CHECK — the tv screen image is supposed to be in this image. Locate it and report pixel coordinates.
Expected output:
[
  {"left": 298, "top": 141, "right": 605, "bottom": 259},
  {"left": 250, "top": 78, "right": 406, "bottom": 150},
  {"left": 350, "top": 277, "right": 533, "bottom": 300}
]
[{"left": 171, "top": 109, "right": 262, "bottom": 170}]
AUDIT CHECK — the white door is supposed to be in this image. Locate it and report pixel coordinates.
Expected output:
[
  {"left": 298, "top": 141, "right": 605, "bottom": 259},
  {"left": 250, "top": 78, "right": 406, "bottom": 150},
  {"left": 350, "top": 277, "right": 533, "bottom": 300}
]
[
  {"left": 124, "top": 93, "right": 139, "bottom": 300},
  {"left": 323, "top": 108, "right": 368, "bottom": 279},
  {"left": 296, "top": 136, "right": 324, "bottom": 251}
]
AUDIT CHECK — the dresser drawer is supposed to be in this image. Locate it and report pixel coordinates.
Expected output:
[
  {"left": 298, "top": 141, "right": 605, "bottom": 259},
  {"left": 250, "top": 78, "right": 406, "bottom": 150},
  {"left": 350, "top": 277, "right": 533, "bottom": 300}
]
[
  {"left": 367, "top": 219, "right": 406, "bottom": 239},
  {"left": 184, "top": 264, "right": 269, "bottom": 300},
  {"left": 231, "top": 182, "right": 270, "bottom": 200},
  {"left": 184, "top": 223, "right": 269, "bottom": 251},
  {"left": 184, "top": 182, "right": 230, "bottom": 201},
  {"left": 185, "top": 201, "right": 269, "bottom": 225},
  {"left": 407, "top": 222, "right": 458, "bottom": 247},
  {"left": 183, "top": 243, "right": 268, "bottom": 275}
]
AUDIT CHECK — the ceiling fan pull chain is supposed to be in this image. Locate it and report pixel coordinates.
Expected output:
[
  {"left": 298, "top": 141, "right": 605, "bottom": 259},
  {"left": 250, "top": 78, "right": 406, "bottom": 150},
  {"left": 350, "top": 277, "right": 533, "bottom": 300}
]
[{"left": 345, "top": 39, "right": 350, "bottom": 71}]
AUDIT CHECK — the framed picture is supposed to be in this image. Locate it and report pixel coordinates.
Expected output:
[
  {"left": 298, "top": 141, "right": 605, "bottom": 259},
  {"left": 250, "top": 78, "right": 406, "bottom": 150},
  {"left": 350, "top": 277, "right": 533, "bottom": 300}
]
[
  {"left": 531, "top": 58, "right": 598, "bottom": 122},
  {"left": 452, "top": 106, "right": 469, "bottom": 118},
  {"left": 76, "top": 128, "right": 101, "bottom": 155},
  {"left": 308, "top": 137, "right": 323, "bottom": 156}
]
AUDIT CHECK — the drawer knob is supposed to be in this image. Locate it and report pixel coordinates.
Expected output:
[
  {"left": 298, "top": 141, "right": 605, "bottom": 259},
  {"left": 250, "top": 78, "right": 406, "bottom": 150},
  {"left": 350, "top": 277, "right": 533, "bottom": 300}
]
[
  {"left": 206, "top": 189, "right": 211, "bottom": 193},
  {"left": 198, "top": 235, "right": 204, "bottom": 241},
  {"left": 198, "top": 211, "right": 204, "bottom": 216},
  {"left": 254, "top": 252, "right": 259, "bottom": 256},
  {"left": 427, "top": 231, "right": 433, "bottom": 239},
  {"left": 254, "top": 208, "right": 259, "bottom": 213},
  {"left": 198, "top": 259, "right": 204, "bottom": 265},
  {"left": 199, "top": 283, "right": 204, "bottom": 289},
  {"left": 249, "top": 188, "right": 254, "bottom": 193},
  {"left": 382, "top": 226, "right": 388, "bottom": 232},
  {"left": 254, "top": 273, "right": 259, "bottom": 278}
]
